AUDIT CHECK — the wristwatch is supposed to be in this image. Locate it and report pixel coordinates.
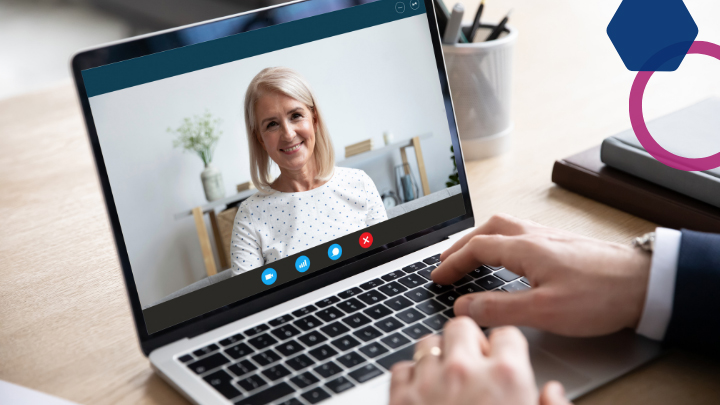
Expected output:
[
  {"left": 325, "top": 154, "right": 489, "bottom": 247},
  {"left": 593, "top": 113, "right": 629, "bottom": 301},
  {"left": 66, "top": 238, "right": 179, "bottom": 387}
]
[{"left": 632, "top": 232, "right": 656, "bottom": 252}]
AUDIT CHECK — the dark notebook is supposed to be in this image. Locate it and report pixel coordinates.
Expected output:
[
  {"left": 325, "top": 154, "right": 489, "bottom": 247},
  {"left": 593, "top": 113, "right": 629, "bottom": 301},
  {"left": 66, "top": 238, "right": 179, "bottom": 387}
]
[{"left": 552, "top": 146, "right": 720, "bottom": 233}]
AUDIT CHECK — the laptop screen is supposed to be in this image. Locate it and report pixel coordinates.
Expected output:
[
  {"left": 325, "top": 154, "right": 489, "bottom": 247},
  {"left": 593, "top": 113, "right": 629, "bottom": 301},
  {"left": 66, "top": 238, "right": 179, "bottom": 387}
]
[{"left": 79, "top": 0, "right": 468, "bottom": 334}]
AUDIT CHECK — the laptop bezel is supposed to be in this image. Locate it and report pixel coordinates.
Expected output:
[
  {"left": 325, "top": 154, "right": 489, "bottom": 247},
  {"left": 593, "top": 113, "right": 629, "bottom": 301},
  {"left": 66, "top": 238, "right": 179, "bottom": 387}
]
[{"left": 70, "top": 0, "right": 474, "bottom": 355}]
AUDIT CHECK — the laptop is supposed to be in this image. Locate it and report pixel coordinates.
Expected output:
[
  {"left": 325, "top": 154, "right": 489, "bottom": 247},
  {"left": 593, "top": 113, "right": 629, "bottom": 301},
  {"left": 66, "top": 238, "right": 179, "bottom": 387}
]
[{"left": 70, "top": 0, "right": 661, "bottom": 403}]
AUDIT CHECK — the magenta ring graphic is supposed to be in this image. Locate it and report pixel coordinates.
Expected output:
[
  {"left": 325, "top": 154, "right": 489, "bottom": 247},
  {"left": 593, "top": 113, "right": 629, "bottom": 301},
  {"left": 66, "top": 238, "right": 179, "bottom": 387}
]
[{"left": 630, "top": 41, "right": 720, "bottom": 171}]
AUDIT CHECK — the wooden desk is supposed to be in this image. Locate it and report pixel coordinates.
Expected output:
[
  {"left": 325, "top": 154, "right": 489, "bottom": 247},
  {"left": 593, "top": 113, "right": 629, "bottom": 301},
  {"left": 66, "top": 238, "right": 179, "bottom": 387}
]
[{"left": 3, "top": 0, "right": 720, "bottom": 403}]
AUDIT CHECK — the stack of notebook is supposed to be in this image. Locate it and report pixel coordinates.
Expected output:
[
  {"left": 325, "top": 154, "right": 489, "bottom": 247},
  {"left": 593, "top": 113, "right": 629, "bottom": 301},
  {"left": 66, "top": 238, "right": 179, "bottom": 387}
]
[
  {"left": 345, "top": 139, "right": 374, "bottom": 158},
  {"left": 552, "top": 98, "right": 720, "bottom": 232}
]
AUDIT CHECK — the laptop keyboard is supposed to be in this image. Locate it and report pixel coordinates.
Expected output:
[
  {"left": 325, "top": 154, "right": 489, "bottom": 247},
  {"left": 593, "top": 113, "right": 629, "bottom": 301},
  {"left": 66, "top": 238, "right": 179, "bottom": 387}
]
[{"left": 180, "top": 254, "right": 531, "bottom": 404}]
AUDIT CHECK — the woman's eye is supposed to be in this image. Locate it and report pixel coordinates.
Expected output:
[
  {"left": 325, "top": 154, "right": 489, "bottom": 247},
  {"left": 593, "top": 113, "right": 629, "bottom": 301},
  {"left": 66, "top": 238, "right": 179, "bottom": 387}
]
[
  {"left": 291, "top": 113, "right": 303, "bottom": 120},
  {"left": 266, "top": 121, "right": 278, "bottom": 129}
]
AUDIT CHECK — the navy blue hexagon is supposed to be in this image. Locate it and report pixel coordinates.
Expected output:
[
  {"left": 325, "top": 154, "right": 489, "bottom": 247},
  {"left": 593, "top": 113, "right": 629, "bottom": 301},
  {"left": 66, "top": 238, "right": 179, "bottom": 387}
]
[{"left": 607, "top": 0, "right": 698, "bottom": 71}]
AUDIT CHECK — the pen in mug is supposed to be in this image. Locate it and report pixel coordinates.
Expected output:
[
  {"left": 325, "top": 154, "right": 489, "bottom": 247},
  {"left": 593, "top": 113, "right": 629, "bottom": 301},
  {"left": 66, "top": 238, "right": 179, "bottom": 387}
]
[
  {"left": 485, "top": 8, "right": 512, "bottom": 41},
  {"left": 443, "top": 3, "right": 465, "bottom": 44},
  {"left": 468, "top": 0, "right": 485, "bottom": 43}
]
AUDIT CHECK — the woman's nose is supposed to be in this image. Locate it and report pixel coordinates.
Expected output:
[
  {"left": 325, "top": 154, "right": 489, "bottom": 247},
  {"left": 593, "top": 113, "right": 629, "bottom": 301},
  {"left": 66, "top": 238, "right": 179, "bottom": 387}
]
[{"left": 279, "top": 122, "right": 295, "bottom": 140}]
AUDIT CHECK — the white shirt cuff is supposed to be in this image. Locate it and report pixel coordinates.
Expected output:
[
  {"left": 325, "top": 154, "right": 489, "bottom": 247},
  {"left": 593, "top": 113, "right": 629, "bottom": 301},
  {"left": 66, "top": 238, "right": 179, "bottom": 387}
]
[{"left": 636, "top": 227, "right": 681, "bottom": 341}]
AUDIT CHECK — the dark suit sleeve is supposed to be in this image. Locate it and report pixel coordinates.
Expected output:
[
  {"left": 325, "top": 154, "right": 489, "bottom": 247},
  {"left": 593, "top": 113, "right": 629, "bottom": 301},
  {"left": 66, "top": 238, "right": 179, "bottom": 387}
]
[{"left": 664, "top": 230, "right": 720, "bottom": 354}]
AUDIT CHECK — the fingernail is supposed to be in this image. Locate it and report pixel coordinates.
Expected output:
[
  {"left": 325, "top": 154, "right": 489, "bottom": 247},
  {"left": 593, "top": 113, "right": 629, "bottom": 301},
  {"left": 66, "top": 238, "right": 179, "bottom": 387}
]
[
  {"left": 454, "top": 295, "right": 471, "bottom": 316},
  {"left": 551, "top": 381, "right": 565, "bottom": 397}
]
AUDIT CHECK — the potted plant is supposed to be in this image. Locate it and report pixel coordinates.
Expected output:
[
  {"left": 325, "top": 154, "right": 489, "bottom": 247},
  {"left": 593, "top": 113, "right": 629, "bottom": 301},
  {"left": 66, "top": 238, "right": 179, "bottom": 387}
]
[{"left": 168, "top": 111, "right": 226, "bottom": 202}]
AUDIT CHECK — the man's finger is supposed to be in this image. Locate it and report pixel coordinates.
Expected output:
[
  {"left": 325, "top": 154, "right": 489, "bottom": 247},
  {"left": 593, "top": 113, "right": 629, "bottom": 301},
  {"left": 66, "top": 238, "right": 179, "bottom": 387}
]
[
  {"left": 442, "top": 316, "right": 486, "bottom": 362},
  {"left": 488, "top": 326, "right": 529, "bottom": 363},
  {"left": 390, "top": 361, "right": 414, "bottom": 392},
  {"left": 440, "top": 214, "right": 530, "bottom": 261},
  {"left": 540, "top": 381, "right": 571, "bottom": 405},
  {"left": 432, "top": 235, "right": 528, "bottom": 285},
  {"left": 454, "top": 290, "right": 539, "bottom": 328}
]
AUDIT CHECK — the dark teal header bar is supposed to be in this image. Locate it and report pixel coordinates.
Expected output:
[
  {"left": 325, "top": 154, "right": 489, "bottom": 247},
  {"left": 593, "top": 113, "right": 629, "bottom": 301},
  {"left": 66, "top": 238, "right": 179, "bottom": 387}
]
[{"left": 82, "top": 0, "right": 426, "bottom": 97}]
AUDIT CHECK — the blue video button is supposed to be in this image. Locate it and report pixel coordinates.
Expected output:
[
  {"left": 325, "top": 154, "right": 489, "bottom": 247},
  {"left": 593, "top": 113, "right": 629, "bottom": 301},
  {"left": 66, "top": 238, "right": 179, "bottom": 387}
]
[
  {"left": 295, "top": 255, "right": 310, "bottom": 273},
  {"left": 328, "top": 244, "right": 342, "bottom": 260},
  {"left": 261, "top": 268, "right": 277, "bottom": 285}
]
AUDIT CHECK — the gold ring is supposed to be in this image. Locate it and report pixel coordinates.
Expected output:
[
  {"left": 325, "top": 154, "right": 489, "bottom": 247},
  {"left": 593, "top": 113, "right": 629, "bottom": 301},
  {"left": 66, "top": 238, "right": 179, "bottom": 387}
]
[{"left": 413, "top": 346, "right": 442, "bottom": 363}]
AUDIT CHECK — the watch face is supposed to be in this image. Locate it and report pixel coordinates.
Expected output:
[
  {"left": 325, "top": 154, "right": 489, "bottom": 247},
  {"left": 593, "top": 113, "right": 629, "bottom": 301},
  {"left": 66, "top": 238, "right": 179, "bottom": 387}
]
[{"left": 383, "top": 195, "right": 397, "bottom": 208}]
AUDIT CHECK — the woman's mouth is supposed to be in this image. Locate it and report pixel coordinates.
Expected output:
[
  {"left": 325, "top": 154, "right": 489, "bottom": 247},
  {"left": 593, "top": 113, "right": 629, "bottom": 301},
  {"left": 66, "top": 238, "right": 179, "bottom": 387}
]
[{"left": 280, "top": 141, "right": 303, "bottom": 154}]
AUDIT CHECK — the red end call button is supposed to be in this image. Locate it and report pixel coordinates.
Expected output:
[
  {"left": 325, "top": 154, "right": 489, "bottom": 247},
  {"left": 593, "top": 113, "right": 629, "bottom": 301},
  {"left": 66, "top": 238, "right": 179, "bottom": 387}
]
[{"left": 359, "top": 232, "right": 373, "bottom": 249}]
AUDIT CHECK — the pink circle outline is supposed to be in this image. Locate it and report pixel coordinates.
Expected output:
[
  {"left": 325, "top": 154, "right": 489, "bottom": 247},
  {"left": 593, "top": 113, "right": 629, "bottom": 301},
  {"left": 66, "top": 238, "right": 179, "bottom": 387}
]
[{"left": 630, "top": 41, "right": 720, "bottom": 171}]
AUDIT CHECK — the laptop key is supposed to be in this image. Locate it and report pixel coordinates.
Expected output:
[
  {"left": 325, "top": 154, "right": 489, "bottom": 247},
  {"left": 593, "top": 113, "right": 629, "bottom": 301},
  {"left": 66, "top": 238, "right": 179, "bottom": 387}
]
[
  {"left": 271, "top": 324, "right": 302, "bottom": 341},
  {"left": 402, "top": 262, "right": 427, "bottom": 273},
  {"left": 308, "top": 344, "right": 338, "bottom": 361},
  {"left": 417, "top": 267, "right": 434, "bottom": 280},
  {"left": 193, "top": 343, "right": 219, "bottom": 357},
  {"left": 443, "top": 308, "right": 456, "bottom": 319},
  {"left": 187, "top": 353, "right": 229, "bottom": 374},
  {"left": 248, "top": 333, "right": 278, "bottom": 350},
  {"left": 422, "top": 314, "right": 449, "bottom": 331},
  {"left": 377, "top": 345, "right": 415, "bottom": 370},
  {"left": 384, "top": 296, "right": 413, "bottom": 311},
  {"left": 315, "top": 297, "right": 340, "bottom": 308},
  {"left": 381, "top": 332, "right": 410, "bottom": 349},
  {"left": 405, "top": 287, "right": 433, "bottom": 303},
  {"left": 403, "top": 323, "right": 433, "bottom": 340},
  {"left": 396, "top": 308, "right": 425, "bottom": 324},
  {"left": 244, "top": 324, "right": 270, "bottom": 337},
  {"left": 225, "top": 342, "right": 253, "bottom": 360},
  {"left": 360, "top": 278, "right": 385, "bottom": 290},
  {"left": 452, "top": 275, "right": 474, "bottom": 287},
  {"left": 337, "top": 351, "right": 366, "bottom": 368},
  {"left": 219, "top": 333, "right": 245, "bottom": 347},
  {"left": 348, "top": 363, "right": 384, "bottom": 383},
  {"left": 381, "top": 270, "right": 405, "bottom": 281},
  {"left": 290, "top": 371, "right": 319, "bottom": 389},
  {"left": 375, "top": 316, "right": 404, "bottom": 333},
  {"left": 292, "top": 304, "right": 318, "bottom": 318},
  {"left": 285, "top": 354, "right": 315, "bottom": 371},
  {"left": 252, "top": 350, "right": 282, "bottom": 367},
  {"left": 262, "top": 364, "right": 292, "bottom": 381},
  {"left": 425, "top": 283, "right": 453, "bottom": 294},
  {"left": 456, "top": 283, "right": 483, "bottom": 295},
  {"left": 275, "top": 340, "right": 304, "bottom": 357},
  {"left": 354, "top": 325, "right": 382, "bottom": 342},
  {"left": 331, "top": 335, "right": 361, "bottom": 352},
  {"left": 495, "top": 269, "right": 521, "bottom": 282},
  {"left": 503, "top": 281, "right": 531, "bottom": 293},
  {"left": 398, "top": 274, "right": 426, "bottom": 289},
  {"left": 178, "top": 354, "right": 193, "bottom": 363},
  {"left": 436, "top": 291, "right": 461, "bottom": 307},
  {"left": 423, "top": 256, "right": 441, "bottom": 265},
  {"left": 268, "top": 314, "right": 294, "bottom": 327},
  {"left": 338, "top": 287, "right": 363, "bottom": 299},
  {"left": 325, "top": 376, "right": 355, "bottom": 394},
  {"left": 476, "top": 275, "right": 504, "bottom": 290},
  {"left": 228, "top": 360, "right": 257, "bottom": 377},
  {"left": 342, "top": 313, "right": 372, "bottom": 328},
  {"left": 313, "top": 361, "right": 343, "bottom": 378},
  {"left": 278, "top": 399, "right": 303, "bottom": 405},
  {"left": 203, "top": 369, "right": 241, "bottom": 399},
  {"left": 236, "top": 374, "right": 268, "bottom": 392},
  {"left": 315, "top": 307, "right": 344, "bottom": 323},
  {"left": 520, "top": 277, "right": 531, "bottom": 286},
  {"left": 293, "top": 315, "right": 323, "bottom": 331},
  {"left": 378, "top": 282, "right": 408, "bottom": 297},
  {"left": 469, "top": 266, "right": 493, "bottom": 279},
  {"left": 337, "top": 298, "right": 366, "bottom": 313},
  {"left": 357, "top": 290, "right": 387, "bottom": 305},
  {"left": 302, "top": 387, "right": 332, "bottom": 404},
  {"left": 298, "top": 331, "right": 327, "bottom": 347},
  {"left": 363, "top": 303, "right": 392, "bottom": 320},
  {"left": 320, "top": 321, "right": 349, "bottom": 338},
  {"left": 416, "top": 299, "right": 446, "bottom": 315},
  {"left": 235, "top": 381, "right": 293, "bottom": 405},
  {"left": 359, "top": 342, "right": 389, "bottom": 358}
]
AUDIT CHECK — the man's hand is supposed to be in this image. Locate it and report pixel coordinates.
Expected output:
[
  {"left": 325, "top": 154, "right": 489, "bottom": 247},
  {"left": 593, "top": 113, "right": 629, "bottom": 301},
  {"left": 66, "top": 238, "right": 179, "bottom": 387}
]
[
  {"left": 389, "top": 318, "right": 570, "bottom": 405},
  {"left": 432, "top": 214, "right": 652, "bottom": 336}
]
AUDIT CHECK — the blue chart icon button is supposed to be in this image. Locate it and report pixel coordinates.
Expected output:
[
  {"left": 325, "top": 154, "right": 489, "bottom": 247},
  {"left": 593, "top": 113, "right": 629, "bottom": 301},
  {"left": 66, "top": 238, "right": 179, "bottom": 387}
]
[
  {"left": 295, "top": 256, "right": 310, "bottom": 273},
  {"left": 261, "top": 268, "right": 277, "bottom": 285},
  {"left": 328, "top": 244, "right": 342, "bottom": 260},
  {"left": 409, "top": 0, "right": 419, "bottom": 10}
]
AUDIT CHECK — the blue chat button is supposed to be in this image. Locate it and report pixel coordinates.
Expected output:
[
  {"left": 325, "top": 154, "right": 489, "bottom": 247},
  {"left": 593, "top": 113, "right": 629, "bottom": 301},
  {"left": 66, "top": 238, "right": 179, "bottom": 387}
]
[
  {"left": 328, "top": 244, "right": 342, "bottom": 260},
  {"left": 295, "top": 255, "right": 311, "bottom": 273},
  {"left": 261, "top": 268, "right": 277, "bottom": 285}
]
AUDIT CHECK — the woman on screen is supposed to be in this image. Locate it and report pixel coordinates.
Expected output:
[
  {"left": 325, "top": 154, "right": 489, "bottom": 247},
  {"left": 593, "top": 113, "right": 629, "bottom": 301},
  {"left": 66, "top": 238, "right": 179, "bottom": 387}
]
[{"left": 231, "top": 67, "right": 387, "bottom": 275}]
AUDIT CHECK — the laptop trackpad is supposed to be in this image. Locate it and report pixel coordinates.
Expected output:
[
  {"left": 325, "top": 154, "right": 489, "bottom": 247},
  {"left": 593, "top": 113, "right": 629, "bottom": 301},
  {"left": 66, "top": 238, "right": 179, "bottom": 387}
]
[{"left": 530, "top": 346, "right": 592, "bottom": 391}]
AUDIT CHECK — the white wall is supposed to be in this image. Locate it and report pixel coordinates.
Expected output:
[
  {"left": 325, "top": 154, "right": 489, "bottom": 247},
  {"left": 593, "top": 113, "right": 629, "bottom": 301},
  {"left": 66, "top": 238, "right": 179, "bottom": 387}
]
[{"left": 89, "top": 14, "right": 455, "bottom": 307}]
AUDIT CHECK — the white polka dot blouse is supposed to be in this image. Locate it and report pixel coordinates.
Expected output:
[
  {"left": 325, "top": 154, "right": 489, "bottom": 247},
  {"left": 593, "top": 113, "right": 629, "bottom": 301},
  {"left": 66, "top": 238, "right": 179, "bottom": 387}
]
[{"left": 230, "top": 167, "right": 388, "bottom": 275}]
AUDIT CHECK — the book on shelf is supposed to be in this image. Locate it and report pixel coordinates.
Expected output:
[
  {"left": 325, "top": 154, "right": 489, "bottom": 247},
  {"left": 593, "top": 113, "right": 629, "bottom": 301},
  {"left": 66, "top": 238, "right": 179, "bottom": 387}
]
[{"left": 345, "top": 139, "right": 374, "bottom": 157}]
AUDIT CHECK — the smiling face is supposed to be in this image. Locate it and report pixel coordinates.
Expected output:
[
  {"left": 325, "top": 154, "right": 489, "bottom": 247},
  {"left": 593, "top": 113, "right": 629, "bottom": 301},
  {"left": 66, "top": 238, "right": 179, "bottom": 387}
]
[{"left": 255, "top": 91, "right": 317, "bottom": 174}]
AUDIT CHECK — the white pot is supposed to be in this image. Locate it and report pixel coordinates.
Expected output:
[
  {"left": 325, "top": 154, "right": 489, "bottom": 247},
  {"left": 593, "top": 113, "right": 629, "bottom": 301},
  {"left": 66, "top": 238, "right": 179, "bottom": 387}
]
[{"left": 201, "top": 164, "right": 225, "bottom": 202}]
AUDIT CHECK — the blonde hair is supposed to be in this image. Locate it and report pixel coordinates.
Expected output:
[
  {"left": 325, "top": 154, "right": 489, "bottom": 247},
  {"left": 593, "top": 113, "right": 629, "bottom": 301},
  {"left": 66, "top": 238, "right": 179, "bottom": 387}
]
[{"left": 244, "top": 67, "right": 334, "bottom": 192}]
